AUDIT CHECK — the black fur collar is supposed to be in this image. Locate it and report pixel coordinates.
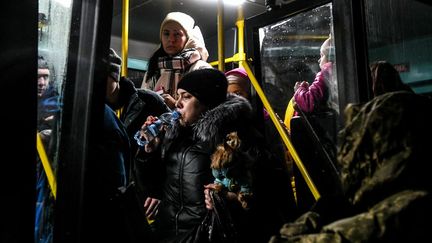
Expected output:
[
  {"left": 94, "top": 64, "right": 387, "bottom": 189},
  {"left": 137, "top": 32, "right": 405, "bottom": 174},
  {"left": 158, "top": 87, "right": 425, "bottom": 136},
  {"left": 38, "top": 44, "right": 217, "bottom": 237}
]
[
  {"left": 193, "top": 94, "right": 253, "bottom": 148},
  {"left": 164, "top": 94, "right": 254, "bottom": 149}
]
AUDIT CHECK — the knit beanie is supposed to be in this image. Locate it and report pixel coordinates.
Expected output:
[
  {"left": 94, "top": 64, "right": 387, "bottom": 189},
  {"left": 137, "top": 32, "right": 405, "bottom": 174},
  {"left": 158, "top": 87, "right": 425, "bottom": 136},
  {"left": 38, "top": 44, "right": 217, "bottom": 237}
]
[
  {"left": 225, "top": 67, "right": 249, "bottom": 83},
  {"left": 177, "top": 69, "right": 228, "bottom": 109},
  {"left": 108, "top": 48, "right": 122, "bottom": 82},
  {"left": 160, "top": 12, "right": 195, "bottom": 39}
]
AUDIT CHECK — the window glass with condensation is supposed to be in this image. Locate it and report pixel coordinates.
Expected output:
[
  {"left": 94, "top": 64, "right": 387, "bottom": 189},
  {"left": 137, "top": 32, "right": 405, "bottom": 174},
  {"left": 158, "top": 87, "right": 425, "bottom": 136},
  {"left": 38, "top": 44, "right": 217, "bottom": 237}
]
[
  {"left": 365, "top": 0, "right": 432, "bottom": 95},
  {"left": 36, "top": 0, "right": 73, "bottom": 242},
  {"left": 258, "top": 3, "right": 339, "bottom": 119}
]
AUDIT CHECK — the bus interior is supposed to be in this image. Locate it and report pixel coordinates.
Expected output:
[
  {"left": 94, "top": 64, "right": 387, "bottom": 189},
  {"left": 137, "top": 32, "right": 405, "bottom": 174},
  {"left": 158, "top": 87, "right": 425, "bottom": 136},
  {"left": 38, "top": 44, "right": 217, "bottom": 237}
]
[{"left": 2, "top": 0, "right": 432, "bottom": 242}]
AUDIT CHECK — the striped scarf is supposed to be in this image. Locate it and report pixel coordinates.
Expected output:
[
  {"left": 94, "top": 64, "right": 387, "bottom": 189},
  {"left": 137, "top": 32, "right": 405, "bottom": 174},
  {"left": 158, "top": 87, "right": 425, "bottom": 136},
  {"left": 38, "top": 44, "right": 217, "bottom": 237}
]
[{"left": 155, "top": 48, "right": 201, "bottom": 98}]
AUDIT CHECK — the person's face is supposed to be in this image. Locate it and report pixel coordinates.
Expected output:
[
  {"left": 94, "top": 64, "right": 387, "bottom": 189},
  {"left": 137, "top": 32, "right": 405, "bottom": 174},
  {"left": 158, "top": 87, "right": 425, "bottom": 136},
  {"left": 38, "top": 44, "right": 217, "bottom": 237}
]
[
  {"left": 175, "top": 88, "right": 207, "bottom": 126},
  {"left": 37, "top": 68, "right": 50, "bottom": 97},
  {"left": 318, "top": 51, "right": 328, "bottom": 70},
  {"left": 227, "top": 75, "right": 249, "bottom": 99},
  {"left": 161, "top": 21, "right": 188, "bottom": 56},
  {"left": 318, "top": 38, "right": 331, "bottom": 69},
  {"left": 106, "top": 76, "right": 119, "bottom": 99}
]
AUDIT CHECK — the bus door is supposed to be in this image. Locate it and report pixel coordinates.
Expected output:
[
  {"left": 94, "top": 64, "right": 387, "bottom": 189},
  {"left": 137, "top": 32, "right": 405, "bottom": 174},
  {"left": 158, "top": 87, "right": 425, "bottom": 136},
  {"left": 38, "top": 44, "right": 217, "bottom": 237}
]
[
  {"left": 245, "top": 0, "right": 366, "bottom": 212},
  {"left": 37, "top": 0, "right": 114, "bottom": 242}
]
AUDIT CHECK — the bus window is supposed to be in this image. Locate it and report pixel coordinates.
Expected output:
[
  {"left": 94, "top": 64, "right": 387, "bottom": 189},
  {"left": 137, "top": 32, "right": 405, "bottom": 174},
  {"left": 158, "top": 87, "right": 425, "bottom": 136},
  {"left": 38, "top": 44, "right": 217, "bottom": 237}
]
[
  {"left": 248, "top": 3, "right": 342, "bottom": 210},
  {"left": 365, "top": 0, "right": 432, "bottom": 95},
  {"left": 257, "top": 3, "right": 339, "bottom": 118},
  {"left": 37, "top": 0, "right": 72, "bottom": 241}
]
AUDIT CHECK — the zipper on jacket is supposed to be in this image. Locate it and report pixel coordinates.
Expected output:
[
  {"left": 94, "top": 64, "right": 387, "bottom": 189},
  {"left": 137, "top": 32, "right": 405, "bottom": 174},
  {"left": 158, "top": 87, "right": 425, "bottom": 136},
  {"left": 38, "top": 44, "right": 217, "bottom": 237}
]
[{"left": 175, "top": 145, "right": 191, "bottom": 235}]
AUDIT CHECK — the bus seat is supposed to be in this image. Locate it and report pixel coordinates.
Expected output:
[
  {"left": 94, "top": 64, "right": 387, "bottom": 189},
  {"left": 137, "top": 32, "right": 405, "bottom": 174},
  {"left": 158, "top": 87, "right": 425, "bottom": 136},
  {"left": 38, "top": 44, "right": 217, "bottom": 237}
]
[{"left": 289, "top": 109, "right": 342, "bottom": 213}]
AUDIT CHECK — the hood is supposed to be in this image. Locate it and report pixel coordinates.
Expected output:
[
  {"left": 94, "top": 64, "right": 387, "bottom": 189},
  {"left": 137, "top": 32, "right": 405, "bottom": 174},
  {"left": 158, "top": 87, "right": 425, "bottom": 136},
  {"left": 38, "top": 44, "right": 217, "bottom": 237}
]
[
  {"left": 184, "top": 25, "right": 209, "bottom": 61},
  {"left": 338, "top": 91, "right": 432, "bottom": 209}
]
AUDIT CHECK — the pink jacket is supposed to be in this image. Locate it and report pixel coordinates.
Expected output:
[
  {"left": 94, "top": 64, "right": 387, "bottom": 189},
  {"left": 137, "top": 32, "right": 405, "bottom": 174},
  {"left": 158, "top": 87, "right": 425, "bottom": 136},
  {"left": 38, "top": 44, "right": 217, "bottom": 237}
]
[{"left": 294, "top": 62, "right": 332, "bottom": 113}]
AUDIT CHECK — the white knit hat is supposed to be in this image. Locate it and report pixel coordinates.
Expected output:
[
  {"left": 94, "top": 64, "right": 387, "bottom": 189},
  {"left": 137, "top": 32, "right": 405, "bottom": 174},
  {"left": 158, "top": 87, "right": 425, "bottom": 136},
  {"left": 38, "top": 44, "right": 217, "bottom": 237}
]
[{"left": 160, "top": 12, "right": 195, "bottom": 40}]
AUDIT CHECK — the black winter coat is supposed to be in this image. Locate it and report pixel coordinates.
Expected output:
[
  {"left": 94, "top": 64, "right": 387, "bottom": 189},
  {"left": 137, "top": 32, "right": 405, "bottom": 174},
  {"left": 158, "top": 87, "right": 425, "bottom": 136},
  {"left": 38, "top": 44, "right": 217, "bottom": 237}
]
[
  {"left": 157, "top": 128, "right": 213, "bottom": 239},
  {"left": 156, "top": 95, "right": 256, "bottom": 240},
  {"left": 155, "top": 94, "right": 294, "bottom": 242},
  {"left": 114, "top": 77, "right": 170, "bottom": 199}
]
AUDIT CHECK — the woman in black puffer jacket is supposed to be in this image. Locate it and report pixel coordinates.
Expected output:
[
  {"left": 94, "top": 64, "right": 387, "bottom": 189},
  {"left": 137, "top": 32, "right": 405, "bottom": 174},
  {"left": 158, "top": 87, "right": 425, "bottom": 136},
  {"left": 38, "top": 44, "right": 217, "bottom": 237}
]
[
  {"left": 138, "top": 68, "right": 299, "bottom": 242},
  {"left": 137, "top": 69, "right": 228, "bottom": 241},
  {"left": 159, "top": 94, "right": 260, "bottom": 242}
]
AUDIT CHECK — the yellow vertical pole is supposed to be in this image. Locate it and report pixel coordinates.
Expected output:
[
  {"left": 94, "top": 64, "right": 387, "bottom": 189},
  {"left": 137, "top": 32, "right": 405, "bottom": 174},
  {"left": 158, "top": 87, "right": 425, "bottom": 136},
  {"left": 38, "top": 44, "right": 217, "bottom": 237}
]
[
  {"left": 236, "top": 5, "right": 246, "bottom": 68},
  {"left": 117, "top": 0, "right": 129, "bottom": 117},
  {"left": 121, "top": 0, "right": 129, "bottom": 77},
  {"left": 37, "top": 133, "right": 57, "bottom": 199},
  {"left": 217, "top": 0, "right": 225, "bottom": 72}
]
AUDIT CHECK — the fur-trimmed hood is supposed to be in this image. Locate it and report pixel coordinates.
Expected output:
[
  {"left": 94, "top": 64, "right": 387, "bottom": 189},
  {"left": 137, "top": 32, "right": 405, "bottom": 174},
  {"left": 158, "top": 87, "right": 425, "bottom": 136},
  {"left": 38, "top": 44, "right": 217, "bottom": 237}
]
[{"left": 193, "top": 94, "right": 254, "bottom": 149}]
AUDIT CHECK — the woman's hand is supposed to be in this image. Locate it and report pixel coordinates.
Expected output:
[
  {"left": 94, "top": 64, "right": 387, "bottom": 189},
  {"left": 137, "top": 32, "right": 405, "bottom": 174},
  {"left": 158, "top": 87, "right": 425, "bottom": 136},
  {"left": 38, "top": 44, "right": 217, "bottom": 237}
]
[
  {"left": 139, "top": 116, "right": 162, "bottom": 153},
  {"left": 161, "top": 93, "right": 176, "bottom": 109},
  {"left": 204, "top": 184, "right": 237, "bottom": 210},
  {"left": 144, "top": 197, "right": 160, "bottom": 220},
  {"left": 157, "top": 86, "right": 177, "bottom": 109},
  {"left": 204, "top": 184, "right": 218, "bottom": 210}
]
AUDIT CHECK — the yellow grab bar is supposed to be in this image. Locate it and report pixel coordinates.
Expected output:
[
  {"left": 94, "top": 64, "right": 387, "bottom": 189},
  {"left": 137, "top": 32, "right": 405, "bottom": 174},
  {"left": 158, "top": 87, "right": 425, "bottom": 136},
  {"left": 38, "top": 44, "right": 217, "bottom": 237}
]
[
  {"left": 36, "top": 133, "right": 57, "bottom": 199},
  {"left": 242, "top": 62, "right": 321, "bottom": 201}
]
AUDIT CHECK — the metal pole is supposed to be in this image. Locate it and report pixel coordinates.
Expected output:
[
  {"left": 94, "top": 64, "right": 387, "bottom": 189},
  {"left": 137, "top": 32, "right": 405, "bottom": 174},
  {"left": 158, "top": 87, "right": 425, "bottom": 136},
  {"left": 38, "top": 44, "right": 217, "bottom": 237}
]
[
  {"left": 217, "top": 0, "right": 225, "bottom": 72},
  {"left": 121, "top": 0, "right": 129, "bottom": 76}
]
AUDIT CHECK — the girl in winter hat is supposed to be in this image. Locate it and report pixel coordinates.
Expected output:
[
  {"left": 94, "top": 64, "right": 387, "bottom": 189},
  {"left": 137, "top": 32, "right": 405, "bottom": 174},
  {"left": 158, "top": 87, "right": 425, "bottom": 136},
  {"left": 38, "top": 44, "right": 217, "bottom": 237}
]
[{"left": 141, "top": 11, "right": 212, "bottom": 109}]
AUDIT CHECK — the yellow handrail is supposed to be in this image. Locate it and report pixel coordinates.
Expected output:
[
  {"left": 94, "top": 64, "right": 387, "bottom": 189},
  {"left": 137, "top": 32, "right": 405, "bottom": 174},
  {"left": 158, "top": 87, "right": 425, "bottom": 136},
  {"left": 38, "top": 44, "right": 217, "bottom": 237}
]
[
  {"left": 223, "top": 10, "right": 321, "bottom": 201},
  {"left": 242, "top": 62, "right": 320, "bottom": 201},
  {"left": 116, "top": 0, "right": 129, "bottom": 118},
  {"left": 36, "top": 133, "right": 57, "bottom": 200},
  {"left": 217, "top": 0, "right": 225, "bottom": 72},
  {"left": 121, "top": 0, "right": 129, "bottom": 77}
]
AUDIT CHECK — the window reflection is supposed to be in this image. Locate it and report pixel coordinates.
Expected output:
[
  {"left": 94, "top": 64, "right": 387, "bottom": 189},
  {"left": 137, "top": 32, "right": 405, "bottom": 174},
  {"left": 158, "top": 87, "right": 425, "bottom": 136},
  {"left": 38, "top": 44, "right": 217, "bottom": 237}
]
[
  {"left": 365, "top": 0, "right": 432, "bottom": 95},
  {"left": 36, "top": 0, "right": 72, "bottom": 242}
]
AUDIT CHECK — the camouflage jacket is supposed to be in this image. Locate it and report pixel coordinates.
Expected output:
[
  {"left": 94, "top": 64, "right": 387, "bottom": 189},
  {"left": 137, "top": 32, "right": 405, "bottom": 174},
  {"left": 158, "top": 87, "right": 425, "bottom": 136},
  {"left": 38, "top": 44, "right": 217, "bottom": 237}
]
[{"left": 270, "top": 91, "right": 432, "bottom": 243}]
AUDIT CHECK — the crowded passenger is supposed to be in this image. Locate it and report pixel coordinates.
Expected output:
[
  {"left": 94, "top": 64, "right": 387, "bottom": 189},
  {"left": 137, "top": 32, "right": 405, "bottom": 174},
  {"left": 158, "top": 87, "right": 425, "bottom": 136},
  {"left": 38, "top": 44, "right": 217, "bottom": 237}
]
[
  {"left": 291, "top": 34, "right": 338, "bottom": 115},
  {"left": 270, "top": 90, "right": 432, "bottom": 242},
  {"left": 138, "top": 69, "right": 228, "bottom": 241},
  {"left": 136, "top": 68, "right": 297, "bottom": 242},
  {"left": 141, "top": 11, "right": 212, "bottom": 109},
  {"left": 37, "top": 56, "right": 59, "bottom": 144},
  {"left": 105, "top": 48, "right": 170, "bottom": 217},
  {"left": 35, "top": 55, "right": 59, "bottom": 243},
  {"left": 226, "top": 67, "right": 251, "bottom": 99},
  {"left": 282, "top": 35, "right": 341, "bottom": 214},
  {"left": 81, "top": 49, "right": 157, "bottom": 242},
  {"left": 224, "top": 67, "right": 297, "bottom": 229},
  {"left": 286, "top": 34, "right": 340, "bottom": 143},
  {"left": 370, "top": 60, "right": 414, "bottom": 97}
]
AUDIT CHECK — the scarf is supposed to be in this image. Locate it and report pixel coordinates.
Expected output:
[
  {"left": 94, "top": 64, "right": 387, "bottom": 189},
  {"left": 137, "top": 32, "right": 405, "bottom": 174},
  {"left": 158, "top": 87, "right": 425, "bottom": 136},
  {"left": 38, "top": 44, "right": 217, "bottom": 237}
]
[{"left": 155, "top": 48, "right": 201, "bottom": 98}]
